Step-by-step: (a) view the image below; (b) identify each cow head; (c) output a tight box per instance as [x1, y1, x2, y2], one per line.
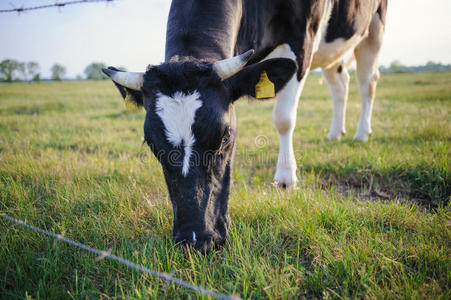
[103, 51, 296, 250]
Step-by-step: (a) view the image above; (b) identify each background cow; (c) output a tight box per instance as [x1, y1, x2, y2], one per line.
[103, 0, 387, 250]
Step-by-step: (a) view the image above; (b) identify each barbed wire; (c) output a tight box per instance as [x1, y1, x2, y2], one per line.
[0, 0, 115, 14]
[0, 213, 240, 300]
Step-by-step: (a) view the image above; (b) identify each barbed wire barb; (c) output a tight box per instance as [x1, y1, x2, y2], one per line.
[1, 0, 115, 14]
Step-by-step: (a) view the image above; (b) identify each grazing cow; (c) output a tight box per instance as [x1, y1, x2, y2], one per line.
[103, 0, 387, 250]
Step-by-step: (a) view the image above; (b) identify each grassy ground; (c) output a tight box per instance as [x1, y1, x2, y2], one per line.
[0, 72, 449, 299]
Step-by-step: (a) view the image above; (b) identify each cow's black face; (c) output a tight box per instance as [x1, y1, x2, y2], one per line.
[142, 60, 236, 250]
[103, 56, 296, 251]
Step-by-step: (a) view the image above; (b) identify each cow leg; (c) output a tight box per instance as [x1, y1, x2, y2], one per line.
[354, 13, 384, 141]
[272, 72, 307, 188]
[323, 63, 350, 140]
[267, 44, 309, 188]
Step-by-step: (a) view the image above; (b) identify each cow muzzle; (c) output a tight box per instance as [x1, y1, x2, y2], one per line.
[174, 229, 224, 251]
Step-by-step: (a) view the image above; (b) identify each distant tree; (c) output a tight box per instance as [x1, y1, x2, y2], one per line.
[84, 62, 107, 80]
[0, 59, 20, 82]
[389, 60, 403, 73]
[380, 60, 451, 73]
[26, 62, 40, 81]
[75, 74, 83, 81]
[51, 64, 66, 81]
[32, 73, 41, 83]
[424, 61, 449, 72]
[17, 62, 26, 81]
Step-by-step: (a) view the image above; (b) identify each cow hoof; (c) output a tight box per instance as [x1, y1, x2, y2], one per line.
[353, 131, 371, 142]
[273, 180, 297, 189]
[273, 170, 298, 189]
[327, 131, 343, 140]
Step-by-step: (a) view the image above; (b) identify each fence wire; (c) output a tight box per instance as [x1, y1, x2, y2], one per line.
[0, 214, 240, 300]
[0, 0, 115, 14]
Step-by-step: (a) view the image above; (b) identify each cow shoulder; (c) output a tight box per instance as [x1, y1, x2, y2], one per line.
[237, 0, 326, 80]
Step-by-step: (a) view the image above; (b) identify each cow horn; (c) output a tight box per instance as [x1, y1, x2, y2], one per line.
[102, 67, 144, 91]
[213, 49, 254, 80]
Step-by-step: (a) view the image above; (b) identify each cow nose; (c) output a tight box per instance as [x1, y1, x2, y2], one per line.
[193, 234, 214, 251]
[174, 231, 217, 251]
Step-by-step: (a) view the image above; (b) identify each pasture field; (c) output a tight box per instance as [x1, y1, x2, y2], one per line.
[0, 72, 450, 299]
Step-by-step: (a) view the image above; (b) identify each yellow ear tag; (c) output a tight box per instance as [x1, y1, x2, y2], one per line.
[255, 71, 275, 99]
[124, 92, 139, 111]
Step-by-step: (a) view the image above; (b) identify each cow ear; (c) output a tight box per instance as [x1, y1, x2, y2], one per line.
[105, 67, 144, 107]
[224, 58, 297, 102]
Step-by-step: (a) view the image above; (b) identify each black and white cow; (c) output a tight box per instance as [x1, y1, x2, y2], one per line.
[103, 0, 387, 250]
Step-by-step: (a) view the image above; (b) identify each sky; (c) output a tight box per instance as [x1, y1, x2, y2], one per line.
[1, 0, 450, 78]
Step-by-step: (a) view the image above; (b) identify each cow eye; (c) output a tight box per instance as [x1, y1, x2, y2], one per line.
[221, 136, 230, 148]
[220, 127, 231, 149]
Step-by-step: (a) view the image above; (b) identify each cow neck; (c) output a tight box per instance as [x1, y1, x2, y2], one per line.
[164, 0, 242, 62]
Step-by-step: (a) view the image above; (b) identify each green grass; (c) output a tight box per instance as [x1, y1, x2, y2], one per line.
[0, 72, 450, 299]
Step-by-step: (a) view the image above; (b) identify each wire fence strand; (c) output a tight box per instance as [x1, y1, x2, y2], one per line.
[0, 214, 240, 300]
[0, 0, 115, 14]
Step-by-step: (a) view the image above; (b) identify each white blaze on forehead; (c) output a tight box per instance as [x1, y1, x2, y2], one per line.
[155, 91, 202, 177]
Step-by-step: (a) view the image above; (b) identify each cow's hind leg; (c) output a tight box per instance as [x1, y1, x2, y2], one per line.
[354, 13, 385, 141]
[323, 63, 350, 140]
